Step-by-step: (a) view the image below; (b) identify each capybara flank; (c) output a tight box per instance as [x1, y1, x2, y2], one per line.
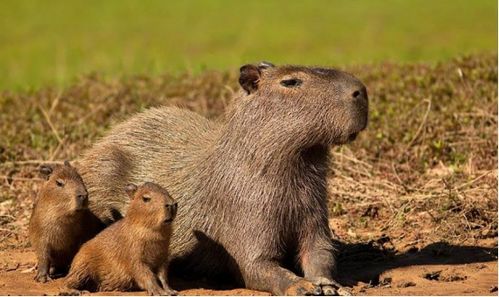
[29, 161, 103, 283]
[63, 182, 178, 295]
[78, 62, 368, 295]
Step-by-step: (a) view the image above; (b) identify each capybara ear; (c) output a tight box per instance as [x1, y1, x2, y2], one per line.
[39, 164, 53, 180]
[239, 64, 261, 94]
[125, 183, 138, 199]
[64, 160, 71, 167]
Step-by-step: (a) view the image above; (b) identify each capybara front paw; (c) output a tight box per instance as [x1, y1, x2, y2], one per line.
[147, 287, 176, 296]
[307, 277, 351, 296]
[285, 279, 322, 296]
[34, 272, 52, 283]
[160, 288, 178, 296]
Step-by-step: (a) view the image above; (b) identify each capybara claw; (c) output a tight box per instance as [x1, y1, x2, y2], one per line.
[307, 277, 350, 296]
[312, 286, 322, 295]
[162, 289, 178, 296]
[34, 273, 51, 283]
[322, 285, 337, 296]
[148, 288, 176, 296]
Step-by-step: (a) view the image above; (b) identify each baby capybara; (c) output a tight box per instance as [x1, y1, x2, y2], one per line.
[63, 182, 178, 295]
[29, 161, 103, 283]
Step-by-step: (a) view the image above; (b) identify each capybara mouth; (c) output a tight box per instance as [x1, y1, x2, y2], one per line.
[347, 132, 358, 142]
[74, 205, 88, 212]
[75, 200, 89, 211]
[163, 218, 174, 224]
[330, 131, 360, 146]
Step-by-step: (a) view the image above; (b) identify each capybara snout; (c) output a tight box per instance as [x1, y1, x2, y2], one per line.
[75, 192, 89, 210]
[346, 79, 369, 141]
[318, 68, 369, 144]
[164, 202, 178, 223]
[332, 71, 369, 140]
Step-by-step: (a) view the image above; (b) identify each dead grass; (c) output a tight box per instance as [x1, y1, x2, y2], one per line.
[0, 54, 497, 251]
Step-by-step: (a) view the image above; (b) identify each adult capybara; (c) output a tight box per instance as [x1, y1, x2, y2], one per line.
[63, 182, 177, 295]
[29, 161, 103, 283]
[78, 62, 368, 295]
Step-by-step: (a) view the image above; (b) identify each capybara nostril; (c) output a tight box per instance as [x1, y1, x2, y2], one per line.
[352, 90, 361, 99]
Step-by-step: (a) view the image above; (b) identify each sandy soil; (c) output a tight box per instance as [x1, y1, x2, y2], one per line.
[0, 238, 496, 296]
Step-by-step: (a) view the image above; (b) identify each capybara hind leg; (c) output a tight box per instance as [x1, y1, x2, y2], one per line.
[63, 267, 90, 292]
[243, 260, 321, 296]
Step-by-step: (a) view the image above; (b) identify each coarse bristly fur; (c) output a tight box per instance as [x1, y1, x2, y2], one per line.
[77, 62, 368, 295]
[62, 182, 178, 295]
[29, 161, 103, 283]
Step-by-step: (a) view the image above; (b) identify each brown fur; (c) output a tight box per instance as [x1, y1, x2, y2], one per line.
[78, 63, 368, 295]
[29, 161, 103, 283]
[63, 182, 178, 295]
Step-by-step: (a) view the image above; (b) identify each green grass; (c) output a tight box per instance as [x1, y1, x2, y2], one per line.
[0, 0, 497, 90]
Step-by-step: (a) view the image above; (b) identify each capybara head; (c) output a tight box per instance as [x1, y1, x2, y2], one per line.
[38, 161, 88, 212]
[237, 62, 368, 147]
[125, 182, 177, 229]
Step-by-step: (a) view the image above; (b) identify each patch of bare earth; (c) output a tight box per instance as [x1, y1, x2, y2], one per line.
[0, 239, 496, 295]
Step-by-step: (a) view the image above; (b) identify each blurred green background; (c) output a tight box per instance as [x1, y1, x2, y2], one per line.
[0, 0, 496, 90]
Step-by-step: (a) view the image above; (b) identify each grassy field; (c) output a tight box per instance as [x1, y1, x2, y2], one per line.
[0, 0, 497, 90]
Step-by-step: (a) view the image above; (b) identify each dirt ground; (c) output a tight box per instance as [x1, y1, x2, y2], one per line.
[0, 235, 496, 296]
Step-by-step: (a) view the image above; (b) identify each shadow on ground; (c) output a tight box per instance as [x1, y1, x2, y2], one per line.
[168, 239, 497, 291]
[336, 240, 498, 287]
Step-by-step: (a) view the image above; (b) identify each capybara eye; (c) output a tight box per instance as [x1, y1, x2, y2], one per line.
[280, 78, 302, 88]
[142, 196, 151, 203]
[56, 179, 65, 187]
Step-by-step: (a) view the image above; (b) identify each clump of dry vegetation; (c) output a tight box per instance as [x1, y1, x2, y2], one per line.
[0, 54, 496, 252]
